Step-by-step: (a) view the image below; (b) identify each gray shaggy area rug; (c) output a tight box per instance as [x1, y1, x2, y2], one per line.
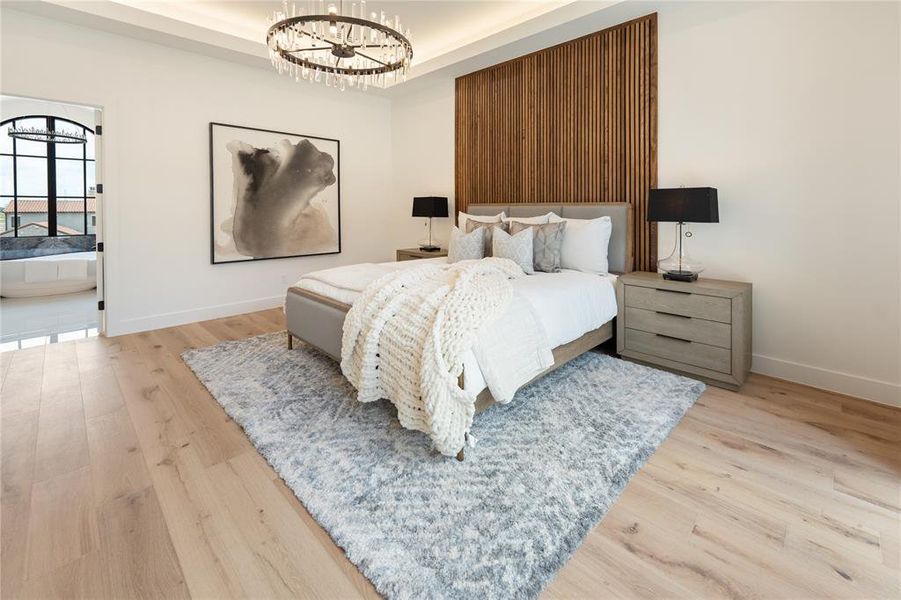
[182, 332, 704, 600]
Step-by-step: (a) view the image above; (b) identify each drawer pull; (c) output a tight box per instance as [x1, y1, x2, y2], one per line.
[655, 310, 691, 319]
[655, 288, 691, 295]
[655, 333, 691, 343]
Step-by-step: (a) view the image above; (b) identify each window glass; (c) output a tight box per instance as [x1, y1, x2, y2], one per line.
[15, 157, 47, 196]
[0, 198, 13, 232]
[56, 159, 85, 196]
[85, 131, 95, 160]
[0, 123, 12, 155]
[86, 161, 96, 195]
[55, 123, 86, 159]
[13, 118, 48, 157]
[17, 198, 48, 236]
[1, 156, 13, 195]
[58, 199, 86, 235]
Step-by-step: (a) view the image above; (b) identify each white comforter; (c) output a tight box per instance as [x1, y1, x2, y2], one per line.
[294, 258, 618, 394]
[340, 259, 552, 456]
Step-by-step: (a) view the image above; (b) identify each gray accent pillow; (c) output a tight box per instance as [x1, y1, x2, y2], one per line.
[509, 220, 567, 273]
[492, 227, 534, 274]
[465, 220, 508, 257]
[448, 226, 485, 263]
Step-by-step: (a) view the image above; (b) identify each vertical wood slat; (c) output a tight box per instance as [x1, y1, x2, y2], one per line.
[455, 13, 658, 271]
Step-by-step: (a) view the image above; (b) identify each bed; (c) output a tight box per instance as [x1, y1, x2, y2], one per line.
[286, 203, 633, 456]
[0, 251, 97, 298]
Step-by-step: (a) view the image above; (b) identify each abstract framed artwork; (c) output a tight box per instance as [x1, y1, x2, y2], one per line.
[210, 122, 341, 264]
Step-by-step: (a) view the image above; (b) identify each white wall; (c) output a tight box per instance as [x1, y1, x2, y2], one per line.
[389, 1, 901, 406]
[655, 1, 900, 405]
[1, 97, 96, 128]
[1, 9, 395, 336]
[2, 3, 898, 406]
[390, 80, 456, 250]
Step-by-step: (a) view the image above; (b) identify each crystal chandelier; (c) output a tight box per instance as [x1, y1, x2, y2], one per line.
[267, 0, 413, 91]
[7, 125, 86, 144]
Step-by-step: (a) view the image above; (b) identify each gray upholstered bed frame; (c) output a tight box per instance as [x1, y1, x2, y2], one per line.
[285, 202, 634, 458]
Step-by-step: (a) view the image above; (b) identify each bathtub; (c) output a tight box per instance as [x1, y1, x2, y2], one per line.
[1, 251, 97, 298]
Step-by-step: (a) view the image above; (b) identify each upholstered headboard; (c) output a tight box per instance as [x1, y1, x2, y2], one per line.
[463, 203, 634, 274]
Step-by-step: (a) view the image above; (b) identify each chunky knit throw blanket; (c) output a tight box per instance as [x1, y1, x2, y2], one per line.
[340, 258, 525, 456]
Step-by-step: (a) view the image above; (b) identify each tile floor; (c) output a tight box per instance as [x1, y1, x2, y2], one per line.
[0, 289, 99, 352]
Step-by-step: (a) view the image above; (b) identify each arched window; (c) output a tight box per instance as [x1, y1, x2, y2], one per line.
[0, 116, 95, 238]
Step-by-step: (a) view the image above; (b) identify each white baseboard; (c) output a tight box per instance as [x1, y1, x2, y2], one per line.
[109, 295, 284, 337]
[752, 354, 900, 408]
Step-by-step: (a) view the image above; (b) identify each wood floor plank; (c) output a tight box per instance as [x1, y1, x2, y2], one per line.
[1, 409, 38, 500]
[1, 488, 34, 599]
[97, 487, 190, 598]
[133, 329, 251, 467]
[0, 344, 45, 416]
[85, 405, 153, 505]
[273, 476, 381, 599]
[81, 364, 126, 419]
[207, 452, 372, 598]
[24, 466, 97, 579]
[1, 310, 898, 599]
[0, 408, 39, 598]
[32, 398, 90, 484]
[0, 347, 14, 386]
[834, 466, 901, 513]
[16, 551, 109, 600]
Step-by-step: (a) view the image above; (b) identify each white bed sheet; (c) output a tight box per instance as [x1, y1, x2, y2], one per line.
[293, 259, 618, 395]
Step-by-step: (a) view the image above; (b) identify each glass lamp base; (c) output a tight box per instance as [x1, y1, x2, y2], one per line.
[659, 222, 704, 281]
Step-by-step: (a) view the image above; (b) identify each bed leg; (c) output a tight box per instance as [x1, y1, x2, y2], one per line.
[287, 332, 293, 350]
[456, 448, 465, 462]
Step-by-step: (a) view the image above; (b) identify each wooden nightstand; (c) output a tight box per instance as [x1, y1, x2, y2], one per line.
[616, 272, 752, 390]
[396, 248, 448, 261]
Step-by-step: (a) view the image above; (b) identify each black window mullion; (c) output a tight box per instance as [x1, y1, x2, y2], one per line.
[83, 127, 87, 233]
[11, 119, 17, 237]
[47, 117, 57, 236]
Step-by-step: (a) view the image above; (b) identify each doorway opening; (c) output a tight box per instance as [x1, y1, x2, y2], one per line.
[0, 95, 105, 351]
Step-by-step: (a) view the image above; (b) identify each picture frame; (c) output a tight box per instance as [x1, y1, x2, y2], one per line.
[209, 122, 341, 264]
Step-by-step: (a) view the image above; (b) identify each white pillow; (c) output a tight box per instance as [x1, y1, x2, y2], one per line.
[458, 211, 506, 231]
[447, 226, 485, 263]
[492, 227, 534, 274]
[502, 212, 554, 226]
[558, 216, 612, 274]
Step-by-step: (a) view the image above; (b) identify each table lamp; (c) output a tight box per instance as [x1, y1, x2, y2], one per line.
[647, 187, 719, 282]
[412, 196, 448, 251]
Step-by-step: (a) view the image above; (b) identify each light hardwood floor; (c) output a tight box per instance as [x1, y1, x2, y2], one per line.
[2, 308, 898, 599]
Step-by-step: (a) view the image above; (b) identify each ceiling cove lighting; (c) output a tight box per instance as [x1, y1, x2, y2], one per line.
[267, 0, 413, 91]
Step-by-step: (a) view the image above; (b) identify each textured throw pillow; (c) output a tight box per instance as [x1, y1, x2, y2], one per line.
[457, 211, 505, 231]
[492, 227, 534, 274]
[465, 220, 508, 257]
[447, 226, 485, 263]
[557, 216, 613, 274]
[503, 212, 555, 227]
[509, 220, 567, 273]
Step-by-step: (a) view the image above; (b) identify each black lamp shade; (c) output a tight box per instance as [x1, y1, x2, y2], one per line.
[647, 188, 719, 223]
[412, 196, 449, 218]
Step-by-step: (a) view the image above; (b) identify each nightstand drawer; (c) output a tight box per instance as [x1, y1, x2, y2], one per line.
[624, 307, 731, 348]
[624, 285, 731, 323]
[624, 328, 732, 374]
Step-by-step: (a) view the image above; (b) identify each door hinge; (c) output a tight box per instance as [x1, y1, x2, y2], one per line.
[97, 242, 104, 252]
[96, 125, 102, 136]
[96, 183, 104, 194]
[98, 300, 105, 311]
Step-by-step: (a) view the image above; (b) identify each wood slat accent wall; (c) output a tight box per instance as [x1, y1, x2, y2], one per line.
[455, 13, 658, 270]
